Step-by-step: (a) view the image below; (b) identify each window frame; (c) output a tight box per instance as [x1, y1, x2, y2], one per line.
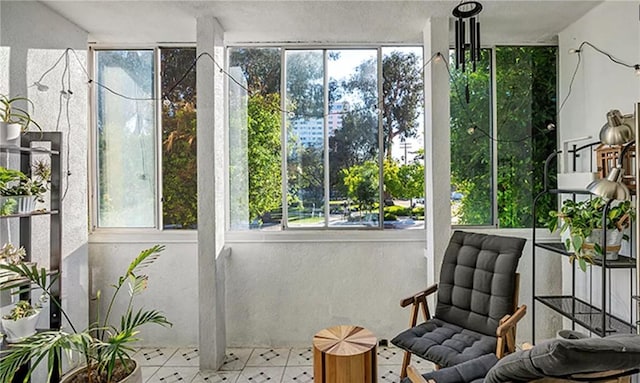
[226, 44, 427, 232]
[89, 44, 197, 233]
[450, 44, 558, 229]
[87, 42, 556, 236]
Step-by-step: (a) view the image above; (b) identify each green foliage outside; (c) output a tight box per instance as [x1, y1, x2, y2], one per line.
[162, 48, 197, 229]
[247, 94, 283, 222]
[341, 160, 379, 213]
[450, 47, 558, 227]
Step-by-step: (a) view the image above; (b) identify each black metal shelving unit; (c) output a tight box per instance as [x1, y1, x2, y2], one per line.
[0, 132, 62, 383]
[532, 146, 637, 343]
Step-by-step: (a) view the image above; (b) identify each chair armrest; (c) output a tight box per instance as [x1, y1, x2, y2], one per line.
[497, 305, 527, 337]
[407, 365, 430, 383]
[400, 284, 438, 308]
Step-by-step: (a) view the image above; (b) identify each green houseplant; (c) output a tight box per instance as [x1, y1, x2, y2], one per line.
[0, 245, 171, 383]
[0, 161, 50, 215]
[0, 243, 26, 266]
[546, 197, 634, 271]
[0, 94, 41, 145]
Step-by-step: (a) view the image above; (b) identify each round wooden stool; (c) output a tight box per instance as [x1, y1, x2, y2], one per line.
[312, 325, 377, 383]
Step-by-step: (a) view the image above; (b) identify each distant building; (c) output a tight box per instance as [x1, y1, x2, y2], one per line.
[291, 102, 349, 148]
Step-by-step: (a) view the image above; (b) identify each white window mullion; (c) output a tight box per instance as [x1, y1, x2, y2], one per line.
[490, 47, 499, 227]
[281, 48, 289, 229]
[155, 47, 163, 230]
[323, 50, 330, 228]
[377, 48, 384, 229]
[88, 46, 98, 231]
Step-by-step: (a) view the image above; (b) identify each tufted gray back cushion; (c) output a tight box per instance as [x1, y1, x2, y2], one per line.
[435, 231, 526, 337]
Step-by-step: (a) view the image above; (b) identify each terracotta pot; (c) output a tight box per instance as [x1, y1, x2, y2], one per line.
[0, 122, 21, 145]
[61, 360, 142, 383]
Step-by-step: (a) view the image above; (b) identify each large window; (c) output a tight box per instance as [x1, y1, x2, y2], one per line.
[450, 46, 557, 227]
[94, 47, 197, 229]
[229, 46, 424, 230]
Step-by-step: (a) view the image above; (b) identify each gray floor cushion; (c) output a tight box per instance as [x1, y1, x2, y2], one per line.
[485, 334, 640, 383]
[392, 318, 498, 368]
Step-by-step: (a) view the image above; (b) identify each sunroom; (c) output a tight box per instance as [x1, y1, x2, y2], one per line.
[1, 1, 639, 382]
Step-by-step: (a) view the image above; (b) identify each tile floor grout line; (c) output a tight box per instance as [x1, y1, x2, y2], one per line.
[136, 345, 425, 383]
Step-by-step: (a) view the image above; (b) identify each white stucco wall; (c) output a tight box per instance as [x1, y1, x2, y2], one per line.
[1, 0, 89, 336]
[88, 228, 558, 348]
[558, 1, 640, 333]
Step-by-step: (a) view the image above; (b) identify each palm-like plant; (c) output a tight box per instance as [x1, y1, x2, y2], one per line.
[0, 94, 41, 132]
[0, 245, 172, 383]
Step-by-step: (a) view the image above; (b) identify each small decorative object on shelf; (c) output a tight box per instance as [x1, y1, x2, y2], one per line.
[0, 245, 172, 383]
[0, 94, 41, 146]
[0, 160, 50, 215]
[595, 143, 636, 194]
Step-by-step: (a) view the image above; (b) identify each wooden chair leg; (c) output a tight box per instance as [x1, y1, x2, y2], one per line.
[401, 350, 412, 379]
[407, 365, 428, 383]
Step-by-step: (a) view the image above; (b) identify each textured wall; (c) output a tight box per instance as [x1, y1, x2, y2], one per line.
[558, 1, 640, 332]
[88, 240, 198, 345]
[0, 0, 89, 342]
[87, 227, 559, 348]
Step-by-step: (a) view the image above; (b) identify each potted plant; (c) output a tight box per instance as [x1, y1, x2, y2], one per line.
[1, 299, 44, 343]
[0, 243, 26, 266]
[0, 245, 171, 383]
[546, 197, 635, 271]
[0, 243, 26, 283]
[0, 160, 50, 215]
[0, 94, 41, 145]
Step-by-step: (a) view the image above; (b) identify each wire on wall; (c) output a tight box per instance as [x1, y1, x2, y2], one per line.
[560, 41, 640, 114]
[28, 47, 441, 206]
[28, 40, 638, 197]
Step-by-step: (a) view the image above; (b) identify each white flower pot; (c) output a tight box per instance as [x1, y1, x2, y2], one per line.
[0, 122, 21, 145]
[1, 310, 40, 343]
[61, 360, 142, 383]
[584, 228, 625, 260]
[15, 195, 37, 213]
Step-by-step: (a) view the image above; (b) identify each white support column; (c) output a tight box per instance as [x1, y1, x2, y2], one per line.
[423, 17, 451, 287]
[197, 16, 226, 370]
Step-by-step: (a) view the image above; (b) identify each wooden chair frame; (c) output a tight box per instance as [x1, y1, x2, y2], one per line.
[398, 274, 526, 379]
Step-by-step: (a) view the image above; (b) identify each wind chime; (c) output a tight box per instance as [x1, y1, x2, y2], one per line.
[453, 1, 483, 72]
[453, 1, 483, 104]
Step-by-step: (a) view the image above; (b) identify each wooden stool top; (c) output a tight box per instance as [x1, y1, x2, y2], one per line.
[313, 325, 376, 356]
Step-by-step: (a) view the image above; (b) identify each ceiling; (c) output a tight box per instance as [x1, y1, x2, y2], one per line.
[41, 0, 603, 45]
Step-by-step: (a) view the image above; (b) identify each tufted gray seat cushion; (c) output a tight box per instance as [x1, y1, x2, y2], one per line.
[392, 231, 526, 367]
[393, 319, 498, 368]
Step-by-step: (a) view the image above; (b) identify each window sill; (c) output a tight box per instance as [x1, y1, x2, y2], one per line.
[225, 229, 426, 243]
[89, 229, 197, 244]
[88, 227, 556, 245]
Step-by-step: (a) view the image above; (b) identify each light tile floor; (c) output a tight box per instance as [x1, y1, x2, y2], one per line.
[134, 346, 436, 383]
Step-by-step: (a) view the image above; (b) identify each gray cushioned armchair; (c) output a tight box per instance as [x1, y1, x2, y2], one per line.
[392, 231, 527, 378]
